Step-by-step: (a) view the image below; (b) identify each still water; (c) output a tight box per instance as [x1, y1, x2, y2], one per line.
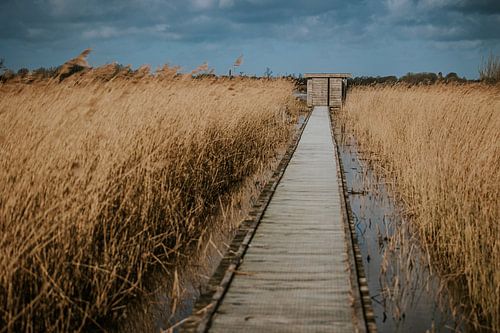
[333, 120, 464, 332]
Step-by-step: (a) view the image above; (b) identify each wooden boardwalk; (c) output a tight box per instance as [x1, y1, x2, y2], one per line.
[182, 106, 370, 332]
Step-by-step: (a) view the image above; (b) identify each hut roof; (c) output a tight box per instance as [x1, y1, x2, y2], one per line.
[304, 73, 352, 78]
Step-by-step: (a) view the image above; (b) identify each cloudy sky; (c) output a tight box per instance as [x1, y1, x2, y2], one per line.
[1, 0, 499, 78]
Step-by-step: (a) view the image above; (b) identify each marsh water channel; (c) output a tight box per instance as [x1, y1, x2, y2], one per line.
[332, 115, 465, 332]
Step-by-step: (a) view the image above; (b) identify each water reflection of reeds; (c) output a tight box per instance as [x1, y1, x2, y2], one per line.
[333, 115, 466, 333]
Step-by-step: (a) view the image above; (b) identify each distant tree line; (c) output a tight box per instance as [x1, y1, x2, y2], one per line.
[347, 71, 471, 86]
[2, 54, 499, 85]
[291, 71, 485, 93]
[0, 60, 307, 84]
[0, 63, 61, 82]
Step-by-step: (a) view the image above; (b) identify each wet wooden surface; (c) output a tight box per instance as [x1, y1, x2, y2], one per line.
[206, 106, 363, 332]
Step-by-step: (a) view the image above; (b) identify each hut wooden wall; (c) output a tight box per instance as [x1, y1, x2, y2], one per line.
[311, 78, 328, 106]
[307, 80, 313, 107]
[305, 74, 350, 108]
[329, 78, 342, 108]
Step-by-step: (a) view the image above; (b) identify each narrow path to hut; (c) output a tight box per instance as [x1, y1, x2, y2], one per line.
[182, 106, 369, 332]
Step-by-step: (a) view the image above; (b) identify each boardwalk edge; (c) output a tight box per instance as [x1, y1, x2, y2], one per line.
[330, 108, 377, 333]
[179, 111, 311, 333]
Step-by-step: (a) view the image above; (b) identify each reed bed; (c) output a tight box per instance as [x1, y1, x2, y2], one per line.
[0, 71, 302, 332]
[342, 84, 500, 331]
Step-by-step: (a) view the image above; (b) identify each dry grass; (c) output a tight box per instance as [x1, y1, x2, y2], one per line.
[0, 69, 302, 332]
[479, 53, 500, 83]
[342, 84, 500, 331]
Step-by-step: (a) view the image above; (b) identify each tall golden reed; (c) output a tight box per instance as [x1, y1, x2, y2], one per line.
[342, 84, 499, 331]
[0, 71, 301, 331]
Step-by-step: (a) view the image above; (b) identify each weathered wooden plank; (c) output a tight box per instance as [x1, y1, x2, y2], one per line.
[311, 78, 328, 106]
[329, 78, 343, 108]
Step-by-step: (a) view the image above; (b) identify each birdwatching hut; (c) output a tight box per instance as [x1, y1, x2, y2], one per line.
[304, 73, 352, 108]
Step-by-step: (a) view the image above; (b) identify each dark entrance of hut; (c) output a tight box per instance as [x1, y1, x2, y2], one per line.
[305, 73, 352, 108]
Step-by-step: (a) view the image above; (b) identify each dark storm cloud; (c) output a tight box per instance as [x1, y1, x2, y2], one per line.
[444, 0, 500, 15]
[218, 0, 367, 24]
[1, 0, 497, 44]
[0, 0, 176, 40]
[0, 0, 499, 77]
[383, 0, 500, 42]
[0, 0, 375, 43]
